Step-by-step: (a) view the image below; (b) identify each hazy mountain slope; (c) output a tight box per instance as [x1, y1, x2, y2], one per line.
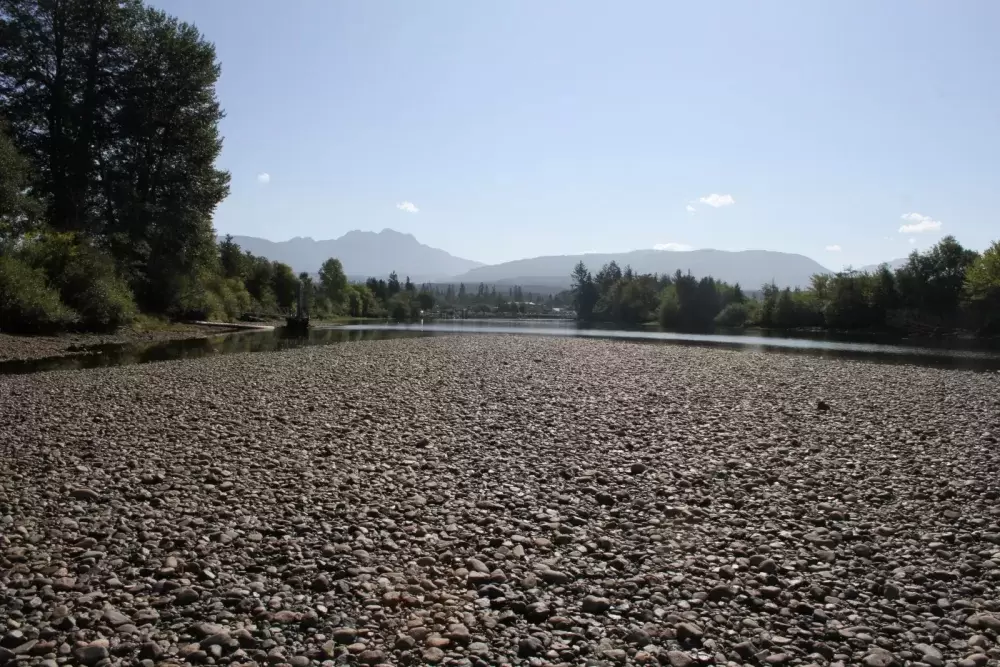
[450, 249, 831, 290]
[225, 229, 484, 279]
[856, 258, 909, 273]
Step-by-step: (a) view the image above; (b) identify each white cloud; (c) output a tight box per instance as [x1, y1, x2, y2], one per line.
[698, 193, 735, 208]
[256, 172, 270, 185]
[654, 242, 693, 251]
[899, 212, 942, 233]
[396, 201, 419, 214]
[825, 245, 842, 252]
[685, 204, 697, 214]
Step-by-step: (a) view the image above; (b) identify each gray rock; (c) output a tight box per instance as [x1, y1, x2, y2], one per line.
[581, 595, 612, 614]
[862, 648, 897, 667]
[102, 607, 129, 626]
[70, 487, 101, 501]
[666, 651, 694, 667]
[676, 622, 704, 643]
[422, 647, 445, 663]
[538, 569, 572, 585]
[73, 644, 109, 666]
[518, 637, 544, 656]
[173, 587, 199, 604]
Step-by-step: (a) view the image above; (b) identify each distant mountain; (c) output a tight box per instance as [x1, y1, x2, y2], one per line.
[224, 229, 484, 280]
[449, 249, 831, 290]
[223, 231, 833, 289]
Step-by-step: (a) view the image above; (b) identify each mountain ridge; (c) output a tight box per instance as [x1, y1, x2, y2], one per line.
[223, 229, 484, 280]
[449, 248, 831, 290]
[222, 230, 836, 289]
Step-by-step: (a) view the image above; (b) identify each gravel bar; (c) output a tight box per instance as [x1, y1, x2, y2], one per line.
[2, 336, 999, 667]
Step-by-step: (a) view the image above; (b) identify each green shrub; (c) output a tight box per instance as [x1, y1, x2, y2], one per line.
[714, 302, 748, 328]
[388, 293, 420, 321]
[62, 261, 137, 331]
[216, 277, 253, 320]
[0, 255, 78, 333]
[169, 273, 256, 322]
[17, 233, 136, 331]
[389, 299, 409, 322]
[657, 286, 680, 329]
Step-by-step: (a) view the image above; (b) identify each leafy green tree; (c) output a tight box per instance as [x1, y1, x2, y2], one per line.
[774, 288, 798, 328]
[244, 256, 276, 312]
[270, 262, 298, 313]
[729, 283, 745, 305]
[219, 235, 247, 279]
[351, 284, 379, 317]
[964, 240, 1000, 332]
[417, 290, 434, 312]
[318, 257, 348, 308]
[110, 8, 230, 311]
[658, 285, 680, 328]
[1, 0, 230, 314]
[365, 277, 388, 304]
[810, 274, 830, 302]
[298, 271, 315, 315]
[824, 271, 871, 329]
[714, 302, 748, 327]
[595, 261, 622, 293]
[897, 236, 979, 319]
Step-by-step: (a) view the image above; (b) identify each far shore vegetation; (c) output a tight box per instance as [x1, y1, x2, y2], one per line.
[570, 235, 1000, 336]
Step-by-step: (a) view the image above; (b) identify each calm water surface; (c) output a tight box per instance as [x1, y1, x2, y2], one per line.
[3, 319, 1000, 375]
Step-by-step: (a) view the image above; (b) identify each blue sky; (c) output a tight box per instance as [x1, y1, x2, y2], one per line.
[154, 0, 1000, 269]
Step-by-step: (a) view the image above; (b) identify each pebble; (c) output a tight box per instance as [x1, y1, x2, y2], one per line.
[1, 336, 998, 667]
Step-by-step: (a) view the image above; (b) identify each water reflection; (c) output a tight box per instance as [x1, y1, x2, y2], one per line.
[3, 319, 999, 375]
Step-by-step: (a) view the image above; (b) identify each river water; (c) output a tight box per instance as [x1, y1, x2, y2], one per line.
[3, 319, 1000, 374]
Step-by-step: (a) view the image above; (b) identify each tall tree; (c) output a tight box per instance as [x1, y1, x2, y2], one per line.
[897, 236, 979, 319]
[571, 261, 598, 321]
[964, 240, 1000, 333]
[270, 261, 297, 313]
[1, 0, 230, 311]
[219, 234, 246, 279]
[318, 257, 347, 307]
[106, 7, 230, 310]
[0, 120, 39, 242]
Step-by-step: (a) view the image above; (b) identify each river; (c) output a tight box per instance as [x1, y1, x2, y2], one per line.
[3, 319, 999, 374]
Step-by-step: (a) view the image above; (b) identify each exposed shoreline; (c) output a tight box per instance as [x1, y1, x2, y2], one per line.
[2, 336, 999, 666]
[0, 322, 253, 362]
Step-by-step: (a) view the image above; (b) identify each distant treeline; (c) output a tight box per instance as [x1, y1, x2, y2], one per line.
[570, 235, 1000, 335]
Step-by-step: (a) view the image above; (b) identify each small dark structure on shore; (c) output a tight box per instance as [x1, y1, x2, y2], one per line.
[285, 282, 310, 332]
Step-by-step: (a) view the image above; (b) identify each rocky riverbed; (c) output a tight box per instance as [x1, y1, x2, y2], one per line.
[2, 336, 999, 667]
